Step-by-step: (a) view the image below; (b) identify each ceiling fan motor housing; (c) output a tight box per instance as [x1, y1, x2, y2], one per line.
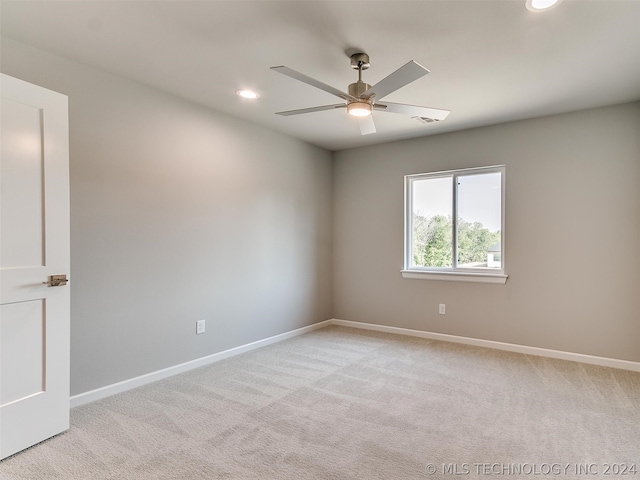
[348, 81, 371, 98]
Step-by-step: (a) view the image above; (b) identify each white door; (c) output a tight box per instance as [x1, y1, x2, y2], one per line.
[0, 74, 70, 460]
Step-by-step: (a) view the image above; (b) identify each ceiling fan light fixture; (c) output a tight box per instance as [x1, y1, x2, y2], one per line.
[347, 101, 372, 117]
[525, 0, 561, 12]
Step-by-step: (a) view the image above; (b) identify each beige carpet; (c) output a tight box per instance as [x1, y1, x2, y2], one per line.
[1, 326, 639, 479]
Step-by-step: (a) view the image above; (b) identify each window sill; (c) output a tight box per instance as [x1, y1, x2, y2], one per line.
[401, 270, 508, 284]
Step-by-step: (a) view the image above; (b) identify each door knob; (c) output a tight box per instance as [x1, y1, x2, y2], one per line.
[43, 274, 69, 287]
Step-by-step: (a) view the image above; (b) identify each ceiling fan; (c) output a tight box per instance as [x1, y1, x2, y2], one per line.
[271, 53, 450, 136]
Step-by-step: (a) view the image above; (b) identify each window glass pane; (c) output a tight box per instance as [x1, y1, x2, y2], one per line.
[456, 172, 502, 269]
[412, 176, 453, 268]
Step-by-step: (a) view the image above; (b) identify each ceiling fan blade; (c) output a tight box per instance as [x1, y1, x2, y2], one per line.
[359, 61, 429, 102]
[357, 115, 376, 135]
[271, 66, 356, 101]
[374, 102, 450, 121]
[275, 104, 346, 116]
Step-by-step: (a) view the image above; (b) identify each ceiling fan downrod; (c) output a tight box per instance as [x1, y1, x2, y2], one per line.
[348, 53, 372, 99]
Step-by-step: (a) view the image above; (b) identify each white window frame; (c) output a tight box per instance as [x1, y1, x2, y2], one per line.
[402, 165, 507, 284]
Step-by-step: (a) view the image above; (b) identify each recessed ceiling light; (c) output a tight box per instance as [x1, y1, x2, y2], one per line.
[526, 0, 562, 12]
[236, 89, 259, 99]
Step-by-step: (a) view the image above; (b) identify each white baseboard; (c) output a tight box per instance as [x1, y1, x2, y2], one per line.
[71, 317, 640, 408]
[70, 319, 332, 408]
[330, 319, 640, 373]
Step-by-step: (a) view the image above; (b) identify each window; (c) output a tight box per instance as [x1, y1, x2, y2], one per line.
[403, 165, 507, 284]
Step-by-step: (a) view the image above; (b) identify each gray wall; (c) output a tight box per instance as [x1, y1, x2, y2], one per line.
[3, 39, 639, 400]
[333, 102, 640, 362]
[1, 39, 333, 395]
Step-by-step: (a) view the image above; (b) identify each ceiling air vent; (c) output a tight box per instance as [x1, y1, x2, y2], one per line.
[413, 116, 441, 124]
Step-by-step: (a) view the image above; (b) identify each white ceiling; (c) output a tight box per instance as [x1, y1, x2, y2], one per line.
[2, 1, 640, 151]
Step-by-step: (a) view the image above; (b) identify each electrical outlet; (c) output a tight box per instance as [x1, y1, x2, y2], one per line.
[439, 304, 446, 315]
[196, 319, 206, 334]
